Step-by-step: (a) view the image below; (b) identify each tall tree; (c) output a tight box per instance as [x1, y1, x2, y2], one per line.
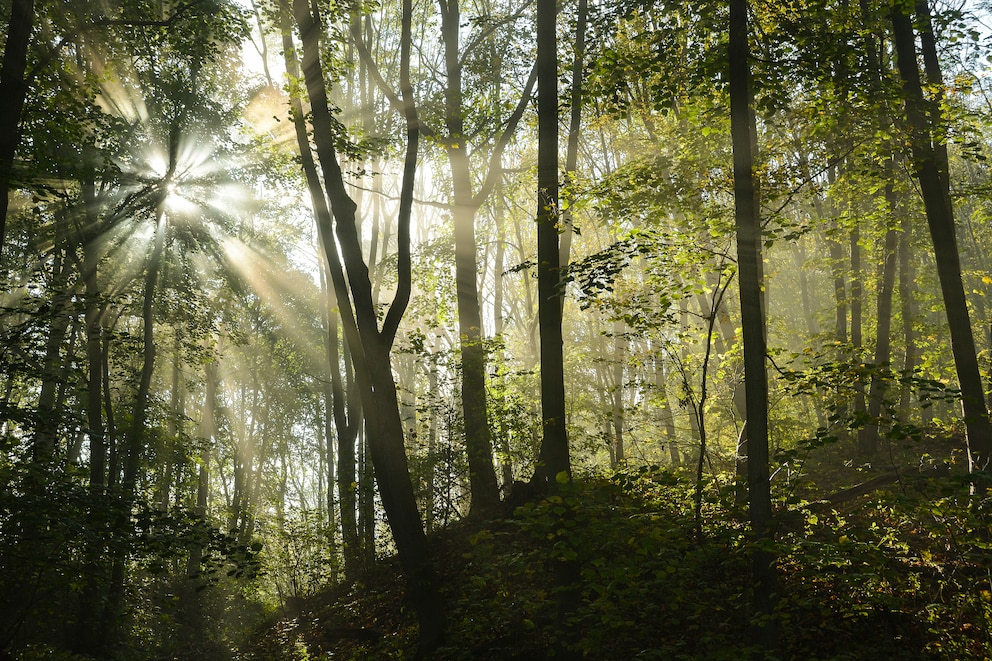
[350, 0, 536, 512]
[729, 0, 776, 647]
[890, 0, 992, 473]
[290, 0, 444, 648]
[436, 0, 501, 513]
[530, 0, 569, 490]
[278, 5, 363, 583]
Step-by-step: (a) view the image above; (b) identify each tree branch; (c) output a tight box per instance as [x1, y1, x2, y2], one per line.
[472, 62, 537, 206]
[26, 0, 205, 84]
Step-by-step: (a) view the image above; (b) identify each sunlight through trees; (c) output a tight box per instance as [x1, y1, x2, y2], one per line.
[3, 0, 992, 657]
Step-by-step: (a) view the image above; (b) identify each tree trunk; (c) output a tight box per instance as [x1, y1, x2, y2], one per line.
[531, 0, 570, 490]
[336, 326, 363, 579]
[890, 3, 992, 472]
[317, 267, 337, 540]
[897, 214, 917, 419]
[0, 0, 33, 258]
[103, 308, 119, 491]
[828, 233, 848, 343]
[34, 218, 72, 458]
[729, 0, 777, 647]
[850, 227, 869, 452]
[492, 199, 514, 491]
[438, 0, 500, 514]
[156, 333, 183, 510]
[358, 428, 375, 571]
[653, 345, 680, 465]
[187, 358, 216, 578]
[293, 0, 445, 648]
[426, 340, 441, 532]
[862, 218, 899, 455]
[243, 387, 273, 542]
[792, 243, 820, 338]
[81, 180, 105, 489]
[611, 320, 625, 467]
[559, 0, 587, 272]
[279, 10, 362, 582]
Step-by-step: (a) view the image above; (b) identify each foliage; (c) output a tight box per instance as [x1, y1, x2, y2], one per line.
[242, 467, 992, 659]
[0, 460, 263, 657]
[6, 0, 992, 656]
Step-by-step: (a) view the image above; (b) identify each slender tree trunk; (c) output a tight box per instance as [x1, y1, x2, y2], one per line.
[898, 215, 917, 419]
[692, 298, 720, 540]
[828, 233, 848, 343]
[531, 0, 570, 490]
[0, 0, 33, 258]
[890, 3, 992, 472]
[156, 333, 183, 510]
[438, 0, 500, 514]
[559, 0, 587, 271]
[336, 325, 363, 579]
[279, 11, 362, 582]
[729, 0, 777, 647]
[34, 221, 72, 458]
[533, 6, 576, 634]
[862, 218, 899, 455]
[426, 343, 440, 532]
[611, 320, 625, 467]
[492, 201, 514, 491]
[850, 227, 870, 451]
[82, 178, 107, 491]
[188, 359, 216, 578]
[102, 308, 118, 489]
[317, 268, 337, 539]
[243, 390, 273, 542]
[229, 380, 250, 532]
[358, 429, 375, 571]
[679, 298, 702, 448]
[653, 346, 680, 465]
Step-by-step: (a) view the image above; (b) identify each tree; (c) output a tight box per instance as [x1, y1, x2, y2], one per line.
[350, 0, 537, 513]
[890, 0, 992, 474]
[0, 0, 34, 260]
[276, 3, 364, 583]
[729, 0, 776, 646]
[289, 0, 445, 648]
[530, 0, 569, 491]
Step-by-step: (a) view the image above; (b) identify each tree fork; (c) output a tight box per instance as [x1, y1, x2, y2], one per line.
[291, 0, 445, 649]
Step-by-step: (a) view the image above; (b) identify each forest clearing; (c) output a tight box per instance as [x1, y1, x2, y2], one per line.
[2, 0, 992, 658]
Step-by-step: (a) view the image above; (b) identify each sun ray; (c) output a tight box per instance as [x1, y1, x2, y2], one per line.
[216, 232, 329, 369]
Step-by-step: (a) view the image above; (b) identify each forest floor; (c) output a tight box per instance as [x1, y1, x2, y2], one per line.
[242, 438, 992, 660]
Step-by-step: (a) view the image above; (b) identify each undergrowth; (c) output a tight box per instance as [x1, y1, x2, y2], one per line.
[241, 467, 992, 660]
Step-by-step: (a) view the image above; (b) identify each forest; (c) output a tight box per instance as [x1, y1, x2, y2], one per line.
[2, 0, 992, 658]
